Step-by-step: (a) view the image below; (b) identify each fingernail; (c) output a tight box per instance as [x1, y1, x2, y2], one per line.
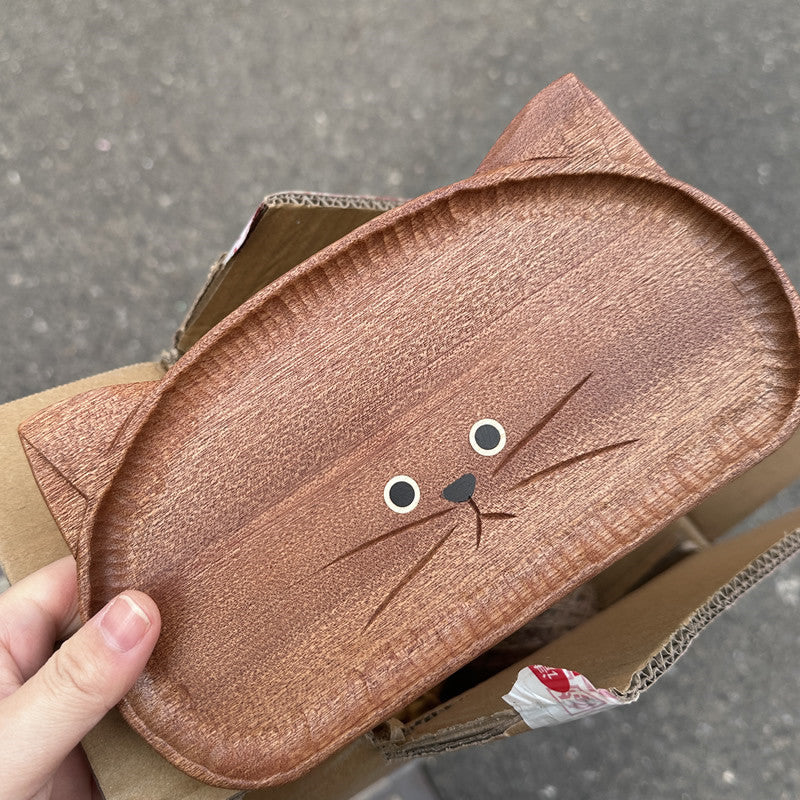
[99, 594, 152, 652]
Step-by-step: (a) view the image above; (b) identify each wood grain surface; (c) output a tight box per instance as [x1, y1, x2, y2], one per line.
[18, 74, 800, 788]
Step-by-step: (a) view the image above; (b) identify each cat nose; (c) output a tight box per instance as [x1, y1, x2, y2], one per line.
[441, 473, 476, 503]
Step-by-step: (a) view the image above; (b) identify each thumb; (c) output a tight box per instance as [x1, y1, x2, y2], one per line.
[0, 591, 160, 798]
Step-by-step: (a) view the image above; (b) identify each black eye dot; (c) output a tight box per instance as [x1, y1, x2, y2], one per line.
[388, 480, 416, 508]
[475, 423, 501, 451]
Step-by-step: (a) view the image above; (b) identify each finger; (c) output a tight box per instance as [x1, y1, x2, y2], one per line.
[0, 557, 81, 693]
[0, 590, 160, 800]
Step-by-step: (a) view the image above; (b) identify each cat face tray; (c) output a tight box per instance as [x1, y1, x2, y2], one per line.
[18, 74, 800, 788]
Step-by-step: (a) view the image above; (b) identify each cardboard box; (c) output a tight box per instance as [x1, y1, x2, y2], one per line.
[2, 191, 799, 799]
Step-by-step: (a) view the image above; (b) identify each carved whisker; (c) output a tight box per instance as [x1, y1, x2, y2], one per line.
[363, 523, 459, 632]
[468, 498, 482, 549]
[512, 438, 639, 490]
[468, 499, 516, 549]
[318, 506, 456, 572]
[492, 372, 593, 476]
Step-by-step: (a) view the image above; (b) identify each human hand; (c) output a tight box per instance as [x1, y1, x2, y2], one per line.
[0, 556, 160, 800]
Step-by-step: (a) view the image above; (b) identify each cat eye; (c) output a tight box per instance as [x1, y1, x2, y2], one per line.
[470, 419, 506, 456]
[384, 475, 421, 514]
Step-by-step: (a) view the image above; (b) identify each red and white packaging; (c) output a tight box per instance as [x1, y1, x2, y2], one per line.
[502, 665, 624, 729]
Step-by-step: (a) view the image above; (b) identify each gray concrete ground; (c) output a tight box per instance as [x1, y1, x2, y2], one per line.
[2, 1, 800, 798]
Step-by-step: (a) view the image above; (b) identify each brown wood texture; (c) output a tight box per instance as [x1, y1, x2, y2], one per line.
[18, 74, 800, 788]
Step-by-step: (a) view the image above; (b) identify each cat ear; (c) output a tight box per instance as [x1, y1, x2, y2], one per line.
[476, 74, 662, 174]
[18, 381, 154, 555]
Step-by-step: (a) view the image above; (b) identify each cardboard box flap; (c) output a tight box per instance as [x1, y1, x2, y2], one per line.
[0, 363, 395, 799]
[4, 191, 800, 791]
[0, 364, 230, 800]
[6, 371, 800, 789]
[690, 426, 800, 539]
[170, 191, 402, 358]
[85, 706, 393, 800]
[374, 511, 800, 757]
[4, 346, 800, 792]
[81, 707, 233, 800]
[0, 363, 164, 584]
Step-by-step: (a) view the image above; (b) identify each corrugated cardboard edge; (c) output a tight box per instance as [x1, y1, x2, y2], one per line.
[368, 519, 800, 759]
[620, 528, 800, 699]
[163, 191, 403, 364]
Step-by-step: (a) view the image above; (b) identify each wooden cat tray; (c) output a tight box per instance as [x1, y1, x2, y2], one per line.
[18, 74, 800, 789]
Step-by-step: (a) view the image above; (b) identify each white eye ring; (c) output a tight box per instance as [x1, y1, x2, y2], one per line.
[469, 419, 506, 456]
[384, 475, 421, 514]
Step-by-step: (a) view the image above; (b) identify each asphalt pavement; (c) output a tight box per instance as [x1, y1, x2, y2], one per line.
[1, 2, 800, 798]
